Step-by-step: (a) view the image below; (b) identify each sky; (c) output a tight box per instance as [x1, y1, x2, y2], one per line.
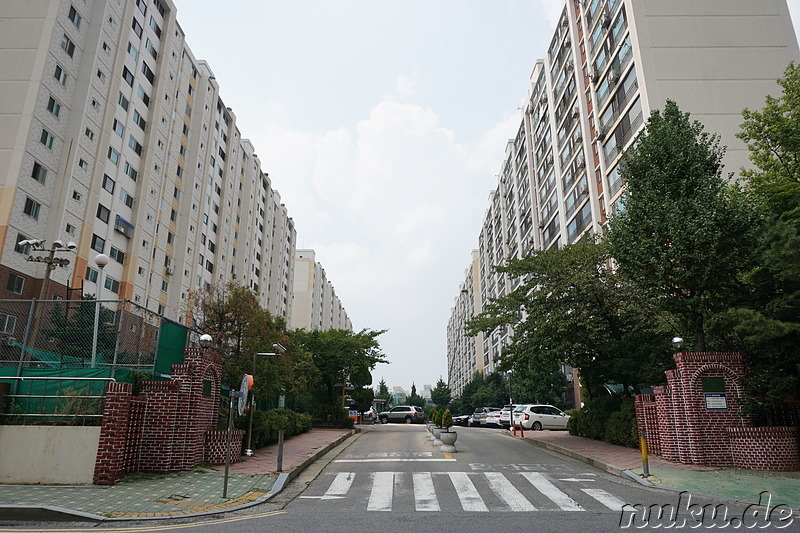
[172, 0, 800, 394]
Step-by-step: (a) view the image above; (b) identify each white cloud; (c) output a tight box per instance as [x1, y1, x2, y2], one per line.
[396, 70, 420, 98]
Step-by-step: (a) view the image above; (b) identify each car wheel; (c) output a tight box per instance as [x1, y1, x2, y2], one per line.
[380, 416, 388, 424]
[405, 416, 412, 424]
[532, 421, 542, 431]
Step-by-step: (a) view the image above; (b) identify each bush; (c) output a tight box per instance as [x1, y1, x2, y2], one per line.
[311, 404, 355, 429]
[236, 407, 313, 449]
[566, 395, 639, 449]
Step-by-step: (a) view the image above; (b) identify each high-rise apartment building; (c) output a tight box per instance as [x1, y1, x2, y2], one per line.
[0, 0, 296, 327]
[448, 0, 799, 404]
[291, 249, 352, 332]
[447, 250, 484, 397]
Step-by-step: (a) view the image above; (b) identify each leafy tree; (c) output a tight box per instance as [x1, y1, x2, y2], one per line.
[430, 377, 452, 409]
[467, 241, 672, 397]
[606, 100, 758, 351]
[292, 328, 388, 413]
[44, 295, 116, 365]
[375, 378, 390, 400]
[407, 383, 425, 407]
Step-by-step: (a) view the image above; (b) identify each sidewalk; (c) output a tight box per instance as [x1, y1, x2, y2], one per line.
[0, 427, 355, 521]
[517, 430, 800, 510]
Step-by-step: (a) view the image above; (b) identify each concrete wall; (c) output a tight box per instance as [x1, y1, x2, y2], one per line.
[0, 425, 100, 484]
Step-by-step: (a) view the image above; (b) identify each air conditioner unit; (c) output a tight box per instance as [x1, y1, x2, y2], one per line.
[546, 154, 554, 165]
[540, 94, 548, 104]
[600, 13, 611, 28]
[560, 18, 569, 29]
[588, 68, 597, 81]
[597, 126, 609, 140]
[571, 107, 580, 119]
[165, 267, 174, 276]
[580, 183, 589, 194]
[576, 155, 586, 168]
[608, 69, 620, 85]
[573, 131, 583, 144]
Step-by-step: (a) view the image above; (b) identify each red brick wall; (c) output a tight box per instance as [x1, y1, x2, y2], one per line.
[204, 430, 245, 464]
[728, 427, 800, 471]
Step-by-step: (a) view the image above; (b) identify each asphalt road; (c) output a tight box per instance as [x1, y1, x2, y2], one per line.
[7, 425, 794, 532]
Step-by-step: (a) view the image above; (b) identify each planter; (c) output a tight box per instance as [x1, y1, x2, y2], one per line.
[440, 430, 458, 453]
[432, 426, 442, 446]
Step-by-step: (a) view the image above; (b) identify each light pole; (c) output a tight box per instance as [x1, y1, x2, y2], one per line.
[91, 253, 109, 367]
[245, 342, 286, 459]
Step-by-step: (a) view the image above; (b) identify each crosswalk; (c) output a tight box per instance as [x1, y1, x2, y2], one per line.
[302, 471, 629, 513]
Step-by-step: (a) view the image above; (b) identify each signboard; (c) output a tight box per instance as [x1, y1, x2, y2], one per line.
[705, 393, 728, 411]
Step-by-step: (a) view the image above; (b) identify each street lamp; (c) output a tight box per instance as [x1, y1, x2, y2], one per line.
[671, 336, 685, 351]
[245, 342, 287, 459]
[91, 253, 109, 367]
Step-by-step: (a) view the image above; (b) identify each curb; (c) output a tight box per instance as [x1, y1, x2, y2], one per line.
[0, 428, 361, 522]
[514, 432, 625, 477]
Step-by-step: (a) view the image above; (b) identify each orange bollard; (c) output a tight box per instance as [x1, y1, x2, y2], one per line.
[512, 424, 517, 437]
[519, 425, 525, 438]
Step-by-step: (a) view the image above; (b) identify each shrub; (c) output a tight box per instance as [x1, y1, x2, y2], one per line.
[311, 404, 355, 429]
[428, 409, 438, 425]
[441, 409, 453, 430]
[237, 407, 314, 449]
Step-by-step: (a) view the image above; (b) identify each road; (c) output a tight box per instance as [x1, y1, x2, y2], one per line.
[7, 424, 792, 532]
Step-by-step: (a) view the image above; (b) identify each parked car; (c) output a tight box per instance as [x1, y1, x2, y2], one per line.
[470, 406, 501, 427]
[499, 404, 517, 428]
[378, 405, 425, 424]
[452, 414, 471, 426]
[512, 404, 570, 430]
[362, 406, 378, 423]
[484, 410, 503, 428]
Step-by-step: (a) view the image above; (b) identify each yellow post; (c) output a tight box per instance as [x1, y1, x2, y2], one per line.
[639, 430, 650, 477]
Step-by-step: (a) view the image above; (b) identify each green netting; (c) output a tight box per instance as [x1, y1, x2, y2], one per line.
[154, 319, 188, 375]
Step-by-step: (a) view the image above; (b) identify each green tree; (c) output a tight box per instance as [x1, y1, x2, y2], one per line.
[430, 377, 452, 409]
[375, 378, 390, 400]
[44, 295, 116, 365]
[606, 100, 758, 351]
[407, 383, 425, 407]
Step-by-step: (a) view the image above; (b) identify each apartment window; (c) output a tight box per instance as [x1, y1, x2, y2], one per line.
[96, 69, 105, 82]
[120, 189, 134, 208]
[23, 197, 41, 220]
[123, 162, 138, 181]
[60, 34, 76, 58]
[132, 18, 143, 38]
[102, 174, 115, 193]
[40, 129, 54, 149]
[128, 135, 143, 155]
[145, 39, 157, 59]
[6, 273, 24, 295]
[118, 92, 129, 111]
[104, 276, 120, 294]
[133, 110, 146, 130]
[161, 280, 169, 292]
[167, 231, 175, 245]
[136, 0, 147, 15]
[205, 260, 214, 273]
[179, 145, 186, 157]
[91, 98, 100, 109]
[68, 5, 82, 28]
[149, 17, 162, 38]
[78, 158, 88, 170]
[176, 166, 183, 178]
[127, 42, 138, 60]
[155, 0, 166, 17]
[14, 234, 31, 255]
[109, 246, 125, 264]
[46, 96, 61, 117]
[108, 16, 117, 29]
[0, 313, 17, 335]
[84, 127, 94, 140]
[65, 223, 75, 235]
[85, 266, 98, 283]
[173, 187, 180, 200]
[96, 204, 110, 223]
[108, 146, 120, 164]
[54, 65, 67, 85]
[113, 118, 124, 137]
[170, 209, 177, 222]
[102, 42, 110, 53]
[141, 62, 154, 84]
[90, 234, 105, 253]
[31, 162, 47, 183]
[137, 86, 150, 107]
[72, 190, 82, 201]
[122, 66, 134, 87]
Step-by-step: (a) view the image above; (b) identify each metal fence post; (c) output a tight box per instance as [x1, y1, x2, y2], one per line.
[111, 301, 125, 378]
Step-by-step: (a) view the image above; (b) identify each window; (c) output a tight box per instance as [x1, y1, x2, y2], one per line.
[113, 118, 124, 137]
[54, 65, 67, 85]
[161, 280, 169, 292]
[0, 313, 16, 335]
[85, 266, 98, 283]
[109, 246, 125, 264]
[182, 123, 189, 136]
[78, 158, 88, 170]
[167, 231, 175, 245]
[96, 204, 110, 223]
[122, 66, 134, 86]
[120, 189, 134, 208]
[128, 135, 142, 155]
[40, 129, 54, 149]
[23, 197, 41, 219]
[141, 62, 154, 84]
[6, 273, 24, 295]
[46, 96, 61, 117]
[104, 276, 120, 294]
[72, 190, 82, 201]
[96, 69, 105, 82]
[90, 234, 105, 252]
[102, 174, 115, 193]
[145, 38, 157, 59]
[118, 92, 129, 111]
[84, 127, 94, 140]
[123, 162, 138, 181]
[136, 0, 147, 15]
[133, 110, 146, 130]
[14, 234, 31, 255]
[108, 146, 120, 164]
[60, 33, 76, 57]
[127, 41, 138, 60]
[68, 5, 82, 28]
[65, 223, 75, 235]
[137, 86, 150, 107]
[31, 161, 47, 183]
[132, 18, 143, 38]
[149, 17, 162, 38]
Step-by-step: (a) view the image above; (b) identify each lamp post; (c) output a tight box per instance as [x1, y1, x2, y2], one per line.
[91, 253, 109, 367]
[245, 342, 286, 460]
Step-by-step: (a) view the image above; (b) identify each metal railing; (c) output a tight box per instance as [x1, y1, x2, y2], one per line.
[0, 376, 115, 425]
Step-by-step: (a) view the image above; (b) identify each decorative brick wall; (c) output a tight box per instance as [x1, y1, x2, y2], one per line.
[635, 352, 799, 470]
[204, 430, 245, 464]
[728, 427, 800, 471]
[93, 347, 226, 485]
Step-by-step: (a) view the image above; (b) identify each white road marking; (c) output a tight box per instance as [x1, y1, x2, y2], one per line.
[367, 472, 395, 511]
[484, 472, 537, 511]
[448, 472, 488, 511]
[324, 472, 355, 499]
[413, 472, 440, 511]
[558, 478, 596, 482]
[334, 458, 456, 463]
[581, 488, 627, 511]
[521, 472, 584, 511]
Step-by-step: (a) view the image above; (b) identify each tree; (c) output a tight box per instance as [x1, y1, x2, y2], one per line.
[291, 328, 388, 413]
[466, 241, 672, 397]
[430, 377, 452, 409]
[44, 296, 116, 365]
[375, 378, 390, 401]
[606, 100, 758, 351]
[407, 383, 425, 407]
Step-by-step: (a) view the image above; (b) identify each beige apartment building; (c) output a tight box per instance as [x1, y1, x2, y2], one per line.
[0, 0, 296, 332]
[448, 0, 799, 406]
[291, 249, 352, 332]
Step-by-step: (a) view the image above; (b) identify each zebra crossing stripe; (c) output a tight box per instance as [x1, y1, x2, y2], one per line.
[448, 472, 489, 511]
[484, 472, 537, 511]
[413, 472, 440, 511]
[521, 472, 584, 511]
[325, 472, 355, 498]
[581, 488, 627, 511]
[367, 472, 395, 511]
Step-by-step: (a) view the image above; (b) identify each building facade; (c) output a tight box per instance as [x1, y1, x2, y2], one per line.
[0, 0, 296, 330]
[447, 0, 799, 403]
[290, 249, 352, 332]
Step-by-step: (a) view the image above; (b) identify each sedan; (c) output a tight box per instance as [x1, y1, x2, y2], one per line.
[512, 404, 570, 430]
[484, 410, 503, 428]
[452, 414, 470, 426]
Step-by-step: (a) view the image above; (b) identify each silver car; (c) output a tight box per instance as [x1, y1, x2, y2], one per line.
[512, 404, 570, 430]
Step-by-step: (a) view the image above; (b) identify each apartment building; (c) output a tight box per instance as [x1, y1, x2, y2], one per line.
[448, 0, 799, 403]
[290, 249, 352, 332]
[446, 250, 484, 398]
[0, 0, 296, 328]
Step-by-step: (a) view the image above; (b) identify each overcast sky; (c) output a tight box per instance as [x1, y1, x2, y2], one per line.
[172, 0, 800, 394]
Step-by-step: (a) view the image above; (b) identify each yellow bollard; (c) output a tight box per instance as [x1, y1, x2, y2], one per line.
[639, 430, 650, 477]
